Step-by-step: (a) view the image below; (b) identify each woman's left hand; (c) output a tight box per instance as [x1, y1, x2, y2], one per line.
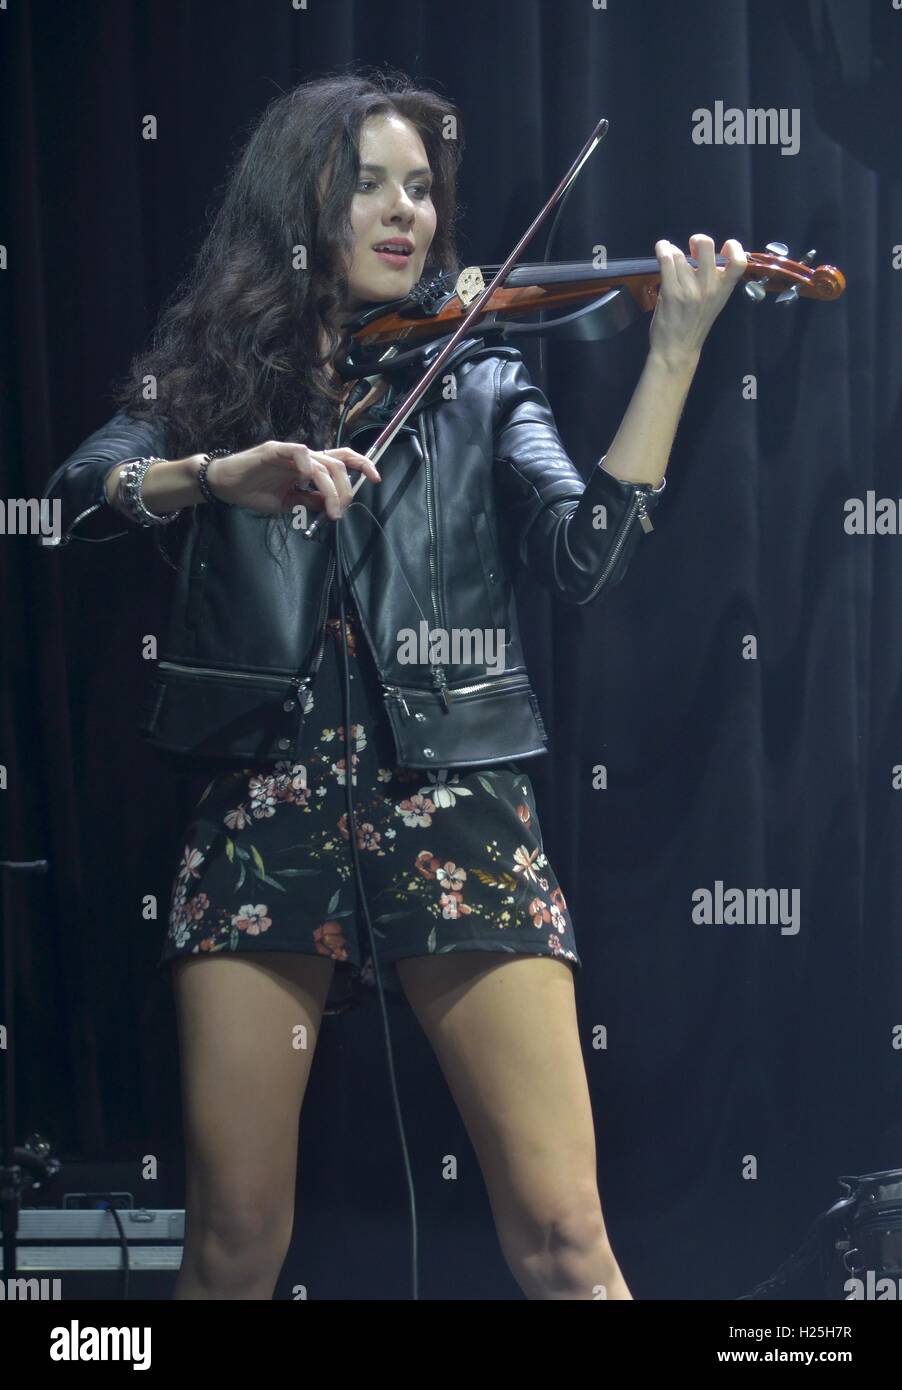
[648, 234, 748, 369]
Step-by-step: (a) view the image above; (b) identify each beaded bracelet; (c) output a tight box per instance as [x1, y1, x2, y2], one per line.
[196, 450, 234, 506]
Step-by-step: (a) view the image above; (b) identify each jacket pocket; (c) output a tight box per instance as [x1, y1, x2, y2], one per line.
[137, 660, 309, 763]
[381, 674, 548, 768]
[469, 508, 507, 632]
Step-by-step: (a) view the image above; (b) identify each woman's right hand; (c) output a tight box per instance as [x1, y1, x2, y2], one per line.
[204, 441, 382, 520]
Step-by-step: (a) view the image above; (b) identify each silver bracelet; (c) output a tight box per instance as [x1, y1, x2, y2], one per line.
[116, 456, 181, 526]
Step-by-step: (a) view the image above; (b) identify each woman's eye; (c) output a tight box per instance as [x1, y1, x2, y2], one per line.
[357, 181, 431, 199]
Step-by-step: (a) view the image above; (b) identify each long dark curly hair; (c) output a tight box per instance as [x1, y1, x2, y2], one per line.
[111, 64, 465, 463]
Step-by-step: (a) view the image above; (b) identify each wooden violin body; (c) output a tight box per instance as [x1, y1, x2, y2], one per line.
[335, 246, 846, 379]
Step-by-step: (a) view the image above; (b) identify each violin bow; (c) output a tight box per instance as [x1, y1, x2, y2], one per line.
[302, 115, 610, 538]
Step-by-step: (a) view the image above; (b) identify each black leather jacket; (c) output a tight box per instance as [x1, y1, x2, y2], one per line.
[42, 337, 665, 769]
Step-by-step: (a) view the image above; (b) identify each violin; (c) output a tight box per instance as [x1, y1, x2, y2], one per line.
[334, 245, 846, 380]
[303, 116, 846, 539]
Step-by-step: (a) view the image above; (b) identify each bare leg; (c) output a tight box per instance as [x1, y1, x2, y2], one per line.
[396, 952, 632, 1300]
[169, 951, 334, 1299]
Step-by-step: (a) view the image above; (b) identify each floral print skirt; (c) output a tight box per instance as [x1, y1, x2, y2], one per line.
[158, 581, 581, 1015]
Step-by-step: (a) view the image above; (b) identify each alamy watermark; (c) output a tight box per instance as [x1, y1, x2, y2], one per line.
[1, 1275, 61, 1299]
[692, 102, 800, 156]
[692, 881, 800, 935]
[397, 623, 507, 675]
[844, 1270, 902, 1299]
[844, 492, 902, 534]
[1, 497, 62, 542]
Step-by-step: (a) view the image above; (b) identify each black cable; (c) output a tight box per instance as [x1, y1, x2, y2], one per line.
[97, 1196, 130, 1300]
[333, 510, 420, 1302]
[734, 1217, 825, 1300]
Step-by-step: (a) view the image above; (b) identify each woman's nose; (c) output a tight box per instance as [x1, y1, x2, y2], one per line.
[386, 187, 417, 218]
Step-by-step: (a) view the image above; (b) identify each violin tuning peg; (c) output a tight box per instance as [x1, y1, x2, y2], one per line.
[775, 285, 800, 304]
[800, 248, 817, 265]
[765, 241, 790, 257]
[744, 279, 768, 302]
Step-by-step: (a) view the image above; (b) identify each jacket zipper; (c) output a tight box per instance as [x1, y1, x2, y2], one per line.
[302, 385, 356, 688]
[330, 400, 441, 706]
[381, 671, 529, 720]
[321, 388, 429, 712]
[156, 656, 307, 689]
[582, 486, 652, 603]
[53, 497, 129, 546]
[308, 550, 336, 681]
[416, 412, 451, 711]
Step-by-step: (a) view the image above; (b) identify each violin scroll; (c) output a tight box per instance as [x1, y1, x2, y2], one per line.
[744, 244, 846, 304]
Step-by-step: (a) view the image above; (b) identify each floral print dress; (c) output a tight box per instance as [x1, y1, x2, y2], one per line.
[158, 571, 581, 1014]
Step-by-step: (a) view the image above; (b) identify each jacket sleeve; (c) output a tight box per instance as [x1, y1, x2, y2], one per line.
[41, 409, 170, 547]
[492, 353, 665, 604]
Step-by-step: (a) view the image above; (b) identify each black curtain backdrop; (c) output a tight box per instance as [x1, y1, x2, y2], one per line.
[2, 0, 900, 1301]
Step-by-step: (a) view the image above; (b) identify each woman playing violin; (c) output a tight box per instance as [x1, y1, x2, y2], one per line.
[55, 67, 747, 1300]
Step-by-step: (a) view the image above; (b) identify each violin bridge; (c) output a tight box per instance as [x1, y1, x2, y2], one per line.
[455, 266, 486, 307]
